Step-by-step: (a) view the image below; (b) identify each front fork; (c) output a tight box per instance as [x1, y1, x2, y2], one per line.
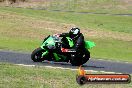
[40, 45, 48, 57]
[41, 51, 48, 57]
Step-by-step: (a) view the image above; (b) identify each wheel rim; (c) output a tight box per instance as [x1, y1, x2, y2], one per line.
[34, 52, 42, 60]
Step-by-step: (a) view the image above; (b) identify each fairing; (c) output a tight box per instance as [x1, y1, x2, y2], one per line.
[85, 41, 95, 49]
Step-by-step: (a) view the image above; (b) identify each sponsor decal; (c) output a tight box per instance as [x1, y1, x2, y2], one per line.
[61, 48, 76, 52]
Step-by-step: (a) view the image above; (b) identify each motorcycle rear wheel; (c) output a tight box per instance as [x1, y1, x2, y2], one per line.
[70, 49, 90, 66]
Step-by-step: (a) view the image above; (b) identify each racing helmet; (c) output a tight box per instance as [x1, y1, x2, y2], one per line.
[69, 27, 80, 38]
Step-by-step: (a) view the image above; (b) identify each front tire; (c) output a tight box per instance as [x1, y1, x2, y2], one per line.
[31, 47, 45, 62]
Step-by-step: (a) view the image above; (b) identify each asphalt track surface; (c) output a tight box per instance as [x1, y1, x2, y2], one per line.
[0, 50, 132, 74]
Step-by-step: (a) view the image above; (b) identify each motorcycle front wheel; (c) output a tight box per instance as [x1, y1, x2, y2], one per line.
[31, 47, 45, 62]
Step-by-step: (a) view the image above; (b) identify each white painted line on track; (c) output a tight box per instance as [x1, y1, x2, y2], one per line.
[16, 64, 35, 67]
[96, 58, 131, 64]
[15, 64, 122, 74]
[44, 66, 77, 71]
[99, 71, 116, 74]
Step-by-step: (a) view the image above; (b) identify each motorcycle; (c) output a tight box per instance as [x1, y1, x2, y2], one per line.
[31, 35, 95, 66]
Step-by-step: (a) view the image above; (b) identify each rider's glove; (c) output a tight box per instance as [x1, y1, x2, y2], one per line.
[53, 34, 60, 37]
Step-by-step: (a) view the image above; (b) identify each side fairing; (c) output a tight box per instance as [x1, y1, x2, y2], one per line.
[40, 36, 55, 49]
[85, 41, 95, 49]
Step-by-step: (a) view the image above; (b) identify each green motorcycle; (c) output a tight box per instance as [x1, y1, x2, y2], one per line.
[31, 35, 95, 66]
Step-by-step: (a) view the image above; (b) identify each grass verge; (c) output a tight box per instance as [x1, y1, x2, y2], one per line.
[0, 63, 132, 88]
[1, 0, 132, 14]
[0, 7, 132, 33]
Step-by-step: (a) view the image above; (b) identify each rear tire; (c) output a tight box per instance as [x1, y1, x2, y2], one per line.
[70, 49, 90, 66]
[31, 47, 45, 62]
[81, 49, 90, 65]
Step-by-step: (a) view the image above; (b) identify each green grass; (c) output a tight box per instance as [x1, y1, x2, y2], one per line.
[0, 63, 132, 88]
[1, 7, 132, 33]
[0, 37, 40, 52]
[48, 0, 132, 14]
[89, 38, 132, 62]
[3, 0, 132, 14]
[0, 7, 132, 62]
